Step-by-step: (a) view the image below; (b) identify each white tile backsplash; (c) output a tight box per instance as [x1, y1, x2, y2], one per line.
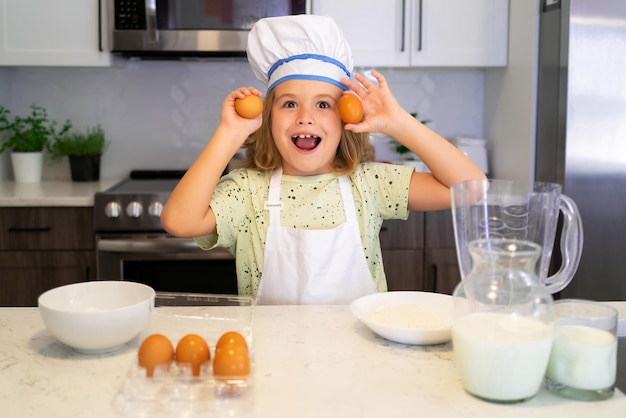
[0, 60, 484, 180]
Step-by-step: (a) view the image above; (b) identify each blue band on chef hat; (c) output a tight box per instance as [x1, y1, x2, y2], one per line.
[267, 75, 349, 92]
[268, 54, 352, 80]
[267, 53, 352, 91]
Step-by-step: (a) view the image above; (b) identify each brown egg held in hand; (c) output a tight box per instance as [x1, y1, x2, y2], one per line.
[138, 334, 174, 377]
[176, 334, 211, 376]
[213, 344, 250, 379]
[234, 95, 263, 119]
[338, 94, 363, 124]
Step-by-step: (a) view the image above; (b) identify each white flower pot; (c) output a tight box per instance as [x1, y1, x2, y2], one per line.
[10, 151, 44, 183]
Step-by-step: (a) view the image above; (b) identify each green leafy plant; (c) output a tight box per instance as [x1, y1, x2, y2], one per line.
[47, 125, 109, 161]
[0, 104, 72, 153]
[391, 112, 431, 159]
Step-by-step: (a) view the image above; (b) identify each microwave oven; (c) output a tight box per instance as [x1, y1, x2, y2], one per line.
[101, 0, 308, 58]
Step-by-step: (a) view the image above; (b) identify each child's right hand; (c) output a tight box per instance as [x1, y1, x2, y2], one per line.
[220, 87, 264, 140]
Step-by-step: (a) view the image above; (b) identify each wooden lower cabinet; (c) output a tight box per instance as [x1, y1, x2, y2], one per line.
[424, 248, 461, 295]
[0, 251, 95, 306]
[0, 207, 96, 307]
[379, 210, 463, 293]
[381, 212, 425, 291]
[383, 250, 425, 291]
[423, 210, 460, 295]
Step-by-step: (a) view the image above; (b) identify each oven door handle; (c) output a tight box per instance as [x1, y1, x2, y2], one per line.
[97, 237, 222, 254]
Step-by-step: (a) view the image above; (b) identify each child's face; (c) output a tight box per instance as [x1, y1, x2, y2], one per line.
[270, 79, 343, 176]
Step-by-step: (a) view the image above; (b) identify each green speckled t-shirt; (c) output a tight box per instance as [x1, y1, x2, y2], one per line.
[194, 162, 414, 297]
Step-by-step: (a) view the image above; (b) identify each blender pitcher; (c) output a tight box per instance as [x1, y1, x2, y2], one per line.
[450, 179, 583, 294]
[451, 239, 554, 403]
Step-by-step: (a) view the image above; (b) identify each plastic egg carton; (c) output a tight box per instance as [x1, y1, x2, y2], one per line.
[114, 363, 253, 417]
[148, 292, 255, 348]
[113, 292, 255, 417]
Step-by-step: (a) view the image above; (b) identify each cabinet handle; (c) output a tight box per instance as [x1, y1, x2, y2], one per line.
[400, 0, 406, 52]
[417, 0, 423, 51]
[8, 227, 52, 233]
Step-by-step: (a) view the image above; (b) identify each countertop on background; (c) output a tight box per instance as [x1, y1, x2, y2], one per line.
[606, 301, 626, 337]
[0, 179, 120, 207]
[1, 304, 625, 418]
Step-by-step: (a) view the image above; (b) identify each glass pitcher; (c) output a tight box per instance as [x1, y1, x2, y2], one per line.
[452, 238, 554, 403]
[451, 179, 583, 294]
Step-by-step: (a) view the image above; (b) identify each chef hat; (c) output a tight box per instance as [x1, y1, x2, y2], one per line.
[247, 15, 353, 91]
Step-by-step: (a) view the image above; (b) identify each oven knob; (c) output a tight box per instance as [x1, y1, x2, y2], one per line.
[126, 201, 143, 218]
[148, 201, 163, 218]
[104, 202, 122, 218]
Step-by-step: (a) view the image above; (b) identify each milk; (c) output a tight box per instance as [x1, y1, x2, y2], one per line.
[452, 312, 553, 402]
[546, 325, 617, 390]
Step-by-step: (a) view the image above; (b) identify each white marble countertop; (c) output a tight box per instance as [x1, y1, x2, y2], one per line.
[1, 304, 626, 418]
[0, 178, 120, 207]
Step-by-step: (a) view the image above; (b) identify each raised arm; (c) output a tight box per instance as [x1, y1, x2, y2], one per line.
[342, 71, 486, 211]
[160, 87, 263, 237]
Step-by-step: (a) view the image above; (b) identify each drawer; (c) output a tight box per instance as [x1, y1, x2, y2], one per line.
[0, 251, 95, 306]
[0, 207, 94, 250]
[380, 212, 424, 250]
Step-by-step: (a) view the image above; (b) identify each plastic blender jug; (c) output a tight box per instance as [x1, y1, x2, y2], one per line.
[450, 179, 583, 294]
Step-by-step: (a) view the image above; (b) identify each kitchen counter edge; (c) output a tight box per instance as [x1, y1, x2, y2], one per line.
[0, 179, 121, 207]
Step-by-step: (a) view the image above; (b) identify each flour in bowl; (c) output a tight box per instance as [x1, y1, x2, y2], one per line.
[366, 304, 451, 329]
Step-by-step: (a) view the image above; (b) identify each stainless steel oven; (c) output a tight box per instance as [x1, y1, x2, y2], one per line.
[94, 170, 238, 294]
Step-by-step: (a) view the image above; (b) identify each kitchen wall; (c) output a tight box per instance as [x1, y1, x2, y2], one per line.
[0, 58, 485, 180]
[484, 0, 539, 182]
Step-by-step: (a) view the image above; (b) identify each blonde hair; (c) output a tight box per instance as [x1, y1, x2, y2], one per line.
[242, 89, 374, 175]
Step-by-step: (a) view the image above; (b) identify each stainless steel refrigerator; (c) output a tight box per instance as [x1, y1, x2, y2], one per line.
[535, 0, 626, 300]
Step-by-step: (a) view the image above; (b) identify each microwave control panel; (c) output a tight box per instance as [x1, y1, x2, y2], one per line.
[115, 0, 147, 30]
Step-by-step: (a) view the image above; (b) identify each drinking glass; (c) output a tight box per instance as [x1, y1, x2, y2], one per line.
[544, 299, 618, 401]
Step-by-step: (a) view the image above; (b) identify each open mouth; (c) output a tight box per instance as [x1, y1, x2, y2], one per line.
[292, 134, 321, 151]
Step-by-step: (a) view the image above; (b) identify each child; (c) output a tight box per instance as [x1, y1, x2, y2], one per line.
[161, 15, 486, 304]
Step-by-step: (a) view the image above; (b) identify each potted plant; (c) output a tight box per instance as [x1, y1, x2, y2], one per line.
[48, 125, 109, 182]
[0, 104, 72, 183]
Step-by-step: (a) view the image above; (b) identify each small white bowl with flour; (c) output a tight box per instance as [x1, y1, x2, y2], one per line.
[350, 291, 453, 345]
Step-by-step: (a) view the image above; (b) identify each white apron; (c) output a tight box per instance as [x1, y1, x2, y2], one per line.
[256, 168, 377, 305]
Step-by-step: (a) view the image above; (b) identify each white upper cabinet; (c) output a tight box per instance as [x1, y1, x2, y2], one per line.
[311, 0, 508, 68]
[0, 0, 110, 66]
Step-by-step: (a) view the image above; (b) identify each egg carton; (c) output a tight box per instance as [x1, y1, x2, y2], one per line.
[114, 361, 253, 417]
[148, 292, 255, 349]
[113, 292, 255, 417]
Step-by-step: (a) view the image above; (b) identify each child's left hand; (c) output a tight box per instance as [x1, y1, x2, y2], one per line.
[341, 71, 409, 135]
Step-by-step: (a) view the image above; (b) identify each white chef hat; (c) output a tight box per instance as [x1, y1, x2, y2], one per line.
[247, 15, 353, 92]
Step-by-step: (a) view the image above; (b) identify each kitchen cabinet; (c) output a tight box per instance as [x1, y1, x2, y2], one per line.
[0, 207, 95, 306]
[0, 0, 110, 66]
[311, 0, 508, 67]
[380, 212, 425, 291]
[424, 209, 461, 294]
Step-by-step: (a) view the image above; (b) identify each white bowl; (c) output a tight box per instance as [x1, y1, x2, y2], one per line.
[38, 281, 155, 353]
[350, 291, 454, 345]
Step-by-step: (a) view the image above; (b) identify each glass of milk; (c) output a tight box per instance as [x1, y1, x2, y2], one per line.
[544, 299, 618, 401]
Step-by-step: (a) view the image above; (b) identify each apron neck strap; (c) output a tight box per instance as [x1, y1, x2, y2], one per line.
[264, 168, 355, 224]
